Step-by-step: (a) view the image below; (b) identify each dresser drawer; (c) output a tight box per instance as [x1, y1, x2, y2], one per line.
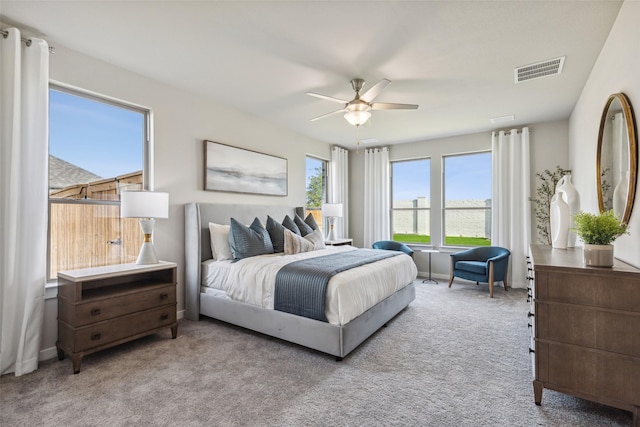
[59, 284, 176, 326]
[537, 341, 640, 405]
[536, 302, 640, 356]
[62, 305, 176, 352]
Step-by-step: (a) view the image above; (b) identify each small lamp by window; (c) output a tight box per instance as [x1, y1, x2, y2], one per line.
[120, 191, 169, 265]
[322, 203, 343, 241]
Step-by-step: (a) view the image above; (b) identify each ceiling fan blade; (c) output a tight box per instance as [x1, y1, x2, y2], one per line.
[371, 102, 419, 110]
[360, 78, 391, 102]
[306, 92, 349, 104]
[310, 108, 346, 122]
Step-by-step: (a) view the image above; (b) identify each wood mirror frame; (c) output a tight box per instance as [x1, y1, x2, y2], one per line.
[596, 92, 637, 224]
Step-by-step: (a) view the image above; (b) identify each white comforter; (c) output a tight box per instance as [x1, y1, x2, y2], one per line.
[201, 246, 417, 326]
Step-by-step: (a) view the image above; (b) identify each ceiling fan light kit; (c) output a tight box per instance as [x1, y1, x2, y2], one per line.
[344, 110, 371, 126]
[307, 78, 418, 127]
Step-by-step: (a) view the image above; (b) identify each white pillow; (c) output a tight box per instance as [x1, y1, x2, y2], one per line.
[305, 228, 326, 250]
[284, 228, 315, 255]
[208, 222, 233, 261]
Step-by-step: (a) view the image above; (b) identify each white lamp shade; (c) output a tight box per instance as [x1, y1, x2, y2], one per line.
[120, 191, 169, 219]
[322, 203, 343, 218]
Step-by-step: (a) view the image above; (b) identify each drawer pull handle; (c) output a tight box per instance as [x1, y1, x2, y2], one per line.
[91, 308, 101, 316]
[528, 311, 535, 318]
[160, 293, 169, 300]
[160, 314, 169, 321]
[91, 333, 101, 341]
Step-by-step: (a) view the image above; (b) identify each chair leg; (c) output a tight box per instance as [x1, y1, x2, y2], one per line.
[448, 258, 454, 288]
[489, 261, 495, 298]
[503, 276, 508, 291]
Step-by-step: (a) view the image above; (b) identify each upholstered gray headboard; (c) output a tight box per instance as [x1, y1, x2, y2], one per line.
[184, 203, 304, 320]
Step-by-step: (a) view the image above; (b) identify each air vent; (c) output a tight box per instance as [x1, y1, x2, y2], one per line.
[490, 115, 515, 124]
[515, 56, 565, 83]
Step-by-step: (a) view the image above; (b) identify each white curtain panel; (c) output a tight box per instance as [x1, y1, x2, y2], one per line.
[363, 147, 391, 248]
[491, 128, 531, 288]
[328, 146, 349, 239]
[0, 28, 49, 376]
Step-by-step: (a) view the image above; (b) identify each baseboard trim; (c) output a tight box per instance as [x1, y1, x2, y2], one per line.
[39, 346, 59, 362]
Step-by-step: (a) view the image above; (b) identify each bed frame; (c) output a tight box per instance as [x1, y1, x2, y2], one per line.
[184, 202, 415, 359]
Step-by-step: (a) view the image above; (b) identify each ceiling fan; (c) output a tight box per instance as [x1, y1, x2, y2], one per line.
[306, 78, 418, 126]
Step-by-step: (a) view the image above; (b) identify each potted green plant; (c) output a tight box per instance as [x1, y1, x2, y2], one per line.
[572, 210, 628, 267]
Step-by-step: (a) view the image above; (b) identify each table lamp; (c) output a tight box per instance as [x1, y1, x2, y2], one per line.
[120, 191, 169, 264]
[322, 203, 343, 241]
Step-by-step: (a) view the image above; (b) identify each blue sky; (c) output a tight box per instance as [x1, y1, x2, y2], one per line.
[393, 153, 491, 201]
[49, 89, 143, 179]
[443, 152, 492, 200]
[392, 158, 430, 200]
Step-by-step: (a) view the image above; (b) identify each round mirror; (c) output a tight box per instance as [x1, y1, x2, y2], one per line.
[597, 93, 637, 224]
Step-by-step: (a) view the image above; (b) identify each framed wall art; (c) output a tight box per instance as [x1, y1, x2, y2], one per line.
[204, 140, 288, 196]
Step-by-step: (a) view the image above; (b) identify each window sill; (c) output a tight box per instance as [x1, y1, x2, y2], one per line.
[45, 281, 58, 300]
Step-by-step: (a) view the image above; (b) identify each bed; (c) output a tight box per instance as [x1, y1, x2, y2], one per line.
[184, 202, 417, 359]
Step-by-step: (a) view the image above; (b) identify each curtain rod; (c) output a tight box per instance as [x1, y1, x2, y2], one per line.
[0, 29, 55, 54]
[493, 128, 532, 135]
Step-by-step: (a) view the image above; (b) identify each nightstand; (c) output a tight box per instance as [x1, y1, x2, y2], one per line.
[325, 238, 353, 246]
[56, 261, 178, 374]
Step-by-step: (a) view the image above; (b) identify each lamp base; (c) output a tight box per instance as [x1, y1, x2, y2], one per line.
[136, 241, 159, 265]
[325, 217, 338, 241]
[135, 219, 159, 265]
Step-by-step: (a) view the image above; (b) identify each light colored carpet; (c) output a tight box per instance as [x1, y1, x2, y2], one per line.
[1, 280, 633, 427]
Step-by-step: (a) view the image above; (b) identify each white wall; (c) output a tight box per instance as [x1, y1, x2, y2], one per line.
[40, 45, 331, 358]
[349, 120, 569, 285]
[569, 0, 640, 267]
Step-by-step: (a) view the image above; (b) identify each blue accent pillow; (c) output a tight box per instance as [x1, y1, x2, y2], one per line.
[282, 215, 301, 236]
[294, 214, 314, 237]
[229, 217, 274, 261]
[266, 215, 286, 253]
[304, 213, 319, 231]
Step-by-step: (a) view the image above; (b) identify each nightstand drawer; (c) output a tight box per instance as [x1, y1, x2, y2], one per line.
[59, 284, 176, 326]
[64, 305, 176, 352]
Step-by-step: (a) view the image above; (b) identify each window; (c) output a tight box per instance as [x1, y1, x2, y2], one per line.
[305, 156, 327, 231]
[48, 85, 149, 280]
[443, 152, 491, 246]
[391, 158, 430, 243]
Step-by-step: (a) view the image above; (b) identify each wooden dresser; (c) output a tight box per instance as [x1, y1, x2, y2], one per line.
[529, 245, 639, 426]
[56, 261, 178, 373]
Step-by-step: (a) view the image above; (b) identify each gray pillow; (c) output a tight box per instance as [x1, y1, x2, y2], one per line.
[229, 217, 274, 261]
[294, 214, 314, 237]
[304, 213, 319, 230]
[282, 215, 301, 236]
[266, 215, 285, 253]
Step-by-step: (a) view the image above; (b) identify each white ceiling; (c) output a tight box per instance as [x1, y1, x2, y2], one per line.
[1, 1, 623, 148]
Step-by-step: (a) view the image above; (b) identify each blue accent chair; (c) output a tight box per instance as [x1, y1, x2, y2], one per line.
[372, 241, 414, 258]
[448, 246, 510, 297]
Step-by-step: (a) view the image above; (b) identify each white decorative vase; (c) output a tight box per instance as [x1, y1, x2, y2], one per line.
[550, 190, 569, 249]
[583, 244, 614, 267]
[612, 171, 629, 219]
[556, 174, 580, 247]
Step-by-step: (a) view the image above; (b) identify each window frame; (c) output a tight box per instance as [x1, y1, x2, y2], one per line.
[390, 157, 431, 245]
[305, 155, 328, 209]
[305, 155, 328, 235]
[47, 82, 152, 281]
[441, 150, 492, 248]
